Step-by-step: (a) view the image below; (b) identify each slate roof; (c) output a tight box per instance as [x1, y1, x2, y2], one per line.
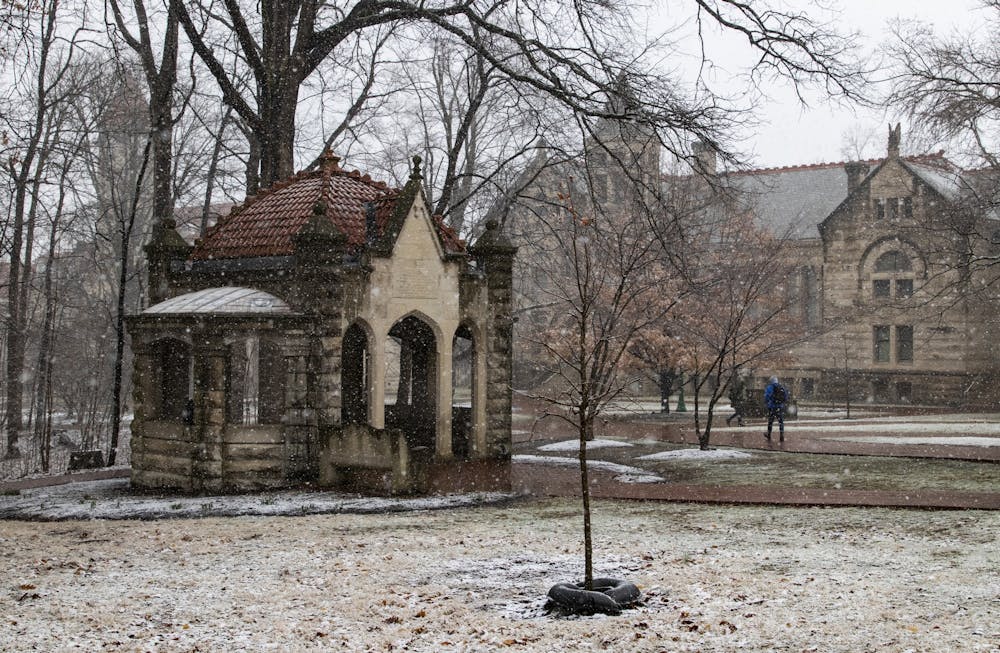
[191, 154, 464, 260]
[722, 153, 959, 240]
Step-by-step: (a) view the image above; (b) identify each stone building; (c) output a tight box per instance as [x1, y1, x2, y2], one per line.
[507, 119, 1000, 407]
[127, 154, 516, 494]
[688, 126, 1000, 406]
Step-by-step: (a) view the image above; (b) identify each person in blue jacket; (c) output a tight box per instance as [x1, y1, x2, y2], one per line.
[764, 376, 789, 442]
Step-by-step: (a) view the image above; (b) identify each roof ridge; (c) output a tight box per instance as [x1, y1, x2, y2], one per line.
[726, 150, 949, 177]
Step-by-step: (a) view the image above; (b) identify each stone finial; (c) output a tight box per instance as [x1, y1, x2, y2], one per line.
[321, 150, 341, 172]
[470, 218, 516, 256]
[887, 123, 901, 159]
[410, 155, 423, 181]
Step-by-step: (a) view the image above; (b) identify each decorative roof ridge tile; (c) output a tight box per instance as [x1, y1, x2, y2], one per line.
[715, 150, 950, 178]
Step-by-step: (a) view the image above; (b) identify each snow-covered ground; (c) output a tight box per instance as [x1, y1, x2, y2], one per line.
[0, 478, 514, 521]
[2, 497, 997, 652]
[638, 449, 752, 462]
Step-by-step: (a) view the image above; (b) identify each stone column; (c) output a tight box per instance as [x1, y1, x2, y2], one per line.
[469, 220, 517, 458]
[144, 219, 192, 306]
[472, 329, 488, 457]
[370, 329, 386, 429]
[436, 333, 453, 459]
[128, 337, 154, 474]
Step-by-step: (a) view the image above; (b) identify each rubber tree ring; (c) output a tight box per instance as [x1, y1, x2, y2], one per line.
[547, 577, 641, 615]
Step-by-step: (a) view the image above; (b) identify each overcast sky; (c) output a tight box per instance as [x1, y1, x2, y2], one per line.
[651, 0, 987, 169]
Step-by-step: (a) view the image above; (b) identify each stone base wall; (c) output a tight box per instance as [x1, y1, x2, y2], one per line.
[131, 421, 316, 493]
[319, 424, 511, 495]
[130, 421, 195, 491]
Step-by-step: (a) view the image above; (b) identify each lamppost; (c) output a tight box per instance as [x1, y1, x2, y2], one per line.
[842, 334, 851, 419]
[675, 371, 687, 412]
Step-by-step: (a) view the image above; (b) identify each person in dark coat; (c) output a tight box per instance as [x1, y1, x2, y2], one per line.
[764, 376, 789, 442]
[726, 372, 746, 427]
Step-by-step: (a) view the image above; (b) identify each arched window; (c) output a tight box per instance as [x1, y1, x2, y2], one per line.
[452, 325, 475, 459]
[385, 315, 437, 449]
[341, 323, 370, 425]
[872, 250, 914, 299]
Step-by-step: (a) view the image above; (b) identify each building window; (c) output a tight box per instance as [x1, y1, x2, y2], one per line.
[872, 250, 915, 300]
[801, 378, 815, 398]
[874, 197, 913, 221]
[875, 250, 911, 273]
[896, 325, 913, 362]
[873, 325, 890, 362]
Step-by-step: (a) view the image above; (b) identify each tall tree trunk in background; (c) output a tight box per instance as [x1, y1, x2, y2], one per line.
[4, 0, 59, 459]
[108, 0, 179, 225]
[658, 368, 676, 413]
[34, 165, 69, 472]
[108, 137, 151, 467]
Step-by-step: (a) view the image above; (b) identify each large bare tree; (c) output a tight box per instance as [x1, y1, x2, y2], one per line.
[171, 0, 862, 190]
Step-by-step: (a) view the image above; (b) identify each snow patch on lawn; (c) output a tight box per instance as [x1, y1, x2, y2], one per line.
[513, 454, 664, 483]
[830, 435, 1000, 447]
[537, 438, 632, 452]
[637, 448, 753, 461]
[0, 478, 517, 521]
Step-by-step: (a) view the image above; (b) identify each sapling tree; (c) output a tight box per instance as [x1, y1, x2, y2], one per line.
[524, 185, 672, 588]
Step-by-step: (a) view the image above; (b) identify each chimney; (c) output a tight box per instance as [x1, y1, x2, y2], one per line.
[887, 123, 901, 159]
[692, 140, 717, 176]
[844, 161, 870, 193]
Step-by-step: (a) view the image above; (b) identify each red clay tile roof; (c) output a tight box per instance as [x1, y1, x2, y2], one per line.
[191, 154, 464, 260]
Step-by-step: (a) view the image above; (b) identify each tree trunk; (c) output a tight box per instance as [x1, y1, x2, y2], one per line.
[579, 416, 593, 590]
[658, 368, 675, 413]
[258, 91, 298, 187]
[34, 169, 67, 472]
[108, 138, 152, 467]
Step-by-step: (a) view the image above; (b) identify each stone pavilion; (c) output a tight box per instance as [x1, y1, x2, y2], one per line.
[127, 154, 516, 494]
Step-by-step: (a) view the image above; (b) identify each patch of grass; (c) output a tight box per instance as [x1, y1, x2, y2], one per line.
[2, 489, 20, 496]
[516, 440, 1000, 493]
